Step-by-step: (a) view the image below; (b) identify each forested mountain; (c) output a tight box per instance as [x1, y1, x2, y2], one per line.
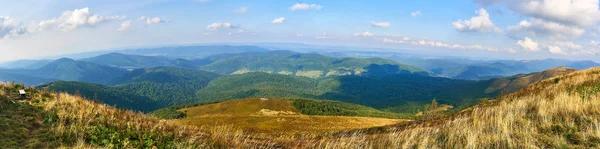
[0, 58, 128, 85]
[391, 57, 599, 80]
[80, 53, 214, 69]
[0, 59, 52, 69]
[196, 72, 495, 114]
[38, 81, 159, 112]
[42, 67, 220, 108]
[199, 50, 430, 77]
[81, 53, 175, 69]
[108, 67, 221, 106]
[118, 45, 270, 59]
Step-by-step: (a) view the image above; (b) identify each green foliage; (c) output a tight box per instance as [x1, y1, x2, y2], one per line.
[577, 83, 600, 99]
[109, 67, 221, 106]
[290, 98, 412, 119]
[149, 108, 186, 119]
[197, 72, 497, 115]
[38, 81, 159, 112]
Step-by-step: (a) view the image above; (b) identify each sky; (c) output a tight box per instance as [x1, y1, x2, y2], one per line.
[1, 0, 600, 62]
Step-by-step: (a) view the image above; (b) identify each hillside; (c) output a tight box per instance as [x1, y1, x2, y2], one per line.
[486, 66, 578, 95]
[0, 82, 270, 148]
[4, 67, 600, 148]
[319, 67, 600, 148]
[80, 53, 175, 69]
[172, 98, 406, 135]
[119, 45, 270, 59]
[108, 67, 221, 106]
[0, 58, 128, 84]
[80, 53, 213, 69]
[196, 72, 496, 114]
[199, 50, 429, 77]
[38, 81, 159, 112]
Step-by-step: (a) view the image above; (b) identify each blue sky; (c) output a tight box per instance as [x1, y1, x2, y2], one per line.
[1, 0, 599, 62]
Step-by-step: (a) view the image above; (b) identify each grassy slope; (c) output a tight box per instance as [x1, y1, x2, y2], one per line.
[317, 67, 600, 148]
[173, 98, 406, 135]
[0, 82, 274, 148]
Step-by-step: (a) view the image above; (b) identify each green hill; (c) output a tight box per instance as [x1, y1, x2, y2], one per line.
[80, 53, 213, 69]
[0, 58, 128, 84]
[38, 81, 159, 112]
[80, 53, 175, 69]
[199, 50, 429, 77]
[196, 72, 496, 114]
[107, 67, 221, 106]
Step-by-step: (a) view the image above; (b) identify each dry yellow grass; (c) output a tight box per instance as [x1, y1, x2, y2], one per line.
[173, 98, 406, 136]
[311, 67, 600, 148]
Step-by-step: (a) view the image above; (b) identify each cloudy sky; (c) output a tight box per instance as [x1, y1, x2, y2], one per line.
[1, 0, 600, 62]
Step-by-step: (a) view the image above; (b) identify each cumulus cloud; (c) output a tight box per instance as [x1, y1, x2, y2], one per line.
[296, 34, 304, 37]
[234, 7, 248, 14]
[411, 11, 422, 17]
[0, 16, 22, 39]
[507, 19, 585, 39]
[371, 21, 390, 28]
[476, 0, 600, 27]
[206, 22, 237, 30]
[139, 16, 167, 25]
[316, 33, 328, 39]
[2, 8, 126, 39]
[353, 31, 374, 37]
[271, 17, 285, 24]
[548, 45, 564, 54]
[290, 3, 323, 11]
[32, 7, 126, 31]
[118, 20, 132, 31]
[452, 8, 503, 33]
[517, 37, 539, 51]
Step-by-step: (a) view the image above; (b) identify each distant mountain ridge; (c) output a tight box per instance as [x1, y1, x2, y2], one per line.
[199, 50, 430, 77]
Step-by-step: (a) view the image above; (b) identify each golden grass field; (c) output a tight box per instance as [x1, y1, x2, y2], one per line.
[172, 98, 406, 136]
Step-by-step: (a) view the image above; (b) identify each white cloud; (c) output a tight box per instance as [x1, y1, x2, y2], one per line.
[296, 34, 304, 37]
[193, 0, 210, 3]
[290, 3, 323, 11]
[517, 37, 539, 51]
[206, 22, 237, 30]
[548, 45, 564, 54]
[2, 8, 126, 39]
[476, 0, 600, 27]
[371, 21, 390, 28]
[452, 8, 503, 33]
[139, 16, 167, 25]
[34, 7, 125, 31]
[118, 20, 132, 31]
[411, 11, 422, 17]
[508, 48, 518, 54]
[316, 33, 328, 39]
[0, 16, 22, 39]
[507, 19, 585, 39]
[271, 17, 285, 24]
[383, 37, 501, 52]
[234, 7, 248, 14]
[353, 31, 374, 37]
[383, 38, 406, 43]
